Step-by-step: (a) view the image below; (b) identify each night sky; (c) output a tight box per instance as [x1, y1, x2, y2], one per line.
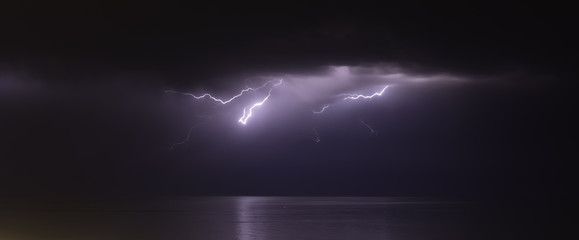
[1, 1, 576, 197]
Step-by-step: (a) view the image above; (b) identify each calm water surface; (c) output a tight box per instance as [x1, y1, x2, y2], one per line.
[0, 197, 517, 240]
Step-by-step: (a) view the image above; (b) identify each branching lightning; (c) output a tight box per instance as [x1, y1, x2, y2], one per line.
[168, 80, 387, 149]
[167, 79, 284, 150]
[165, 80, 278, 105]
[164, 65, 445, 149]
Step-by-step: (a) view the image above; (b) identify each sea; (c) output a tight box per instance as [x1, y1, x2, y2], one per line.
[0, 196, 561, 240]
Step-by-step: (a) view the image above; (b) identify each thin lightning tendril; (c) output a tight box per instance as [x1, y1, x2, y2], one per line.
[359, 118, 377, 135]
[169, 120, 209, 151]
[313, 105, 330, 114]
[313, 129, 320, 143]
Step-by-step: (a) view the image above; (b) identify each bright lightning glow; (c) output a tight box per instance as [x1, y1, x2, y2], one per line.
[342, 85, 389, 100]
[166, 65, 462, 149]
[238, 80, 282, 125]
[313, 105, 330, 114]
[359, 118, 377, 135]
[165, 80, 278, 105]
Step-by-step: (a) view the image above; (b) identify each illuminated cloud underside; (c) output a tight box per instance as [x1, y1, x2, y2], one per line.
[165, 64, 463, 149]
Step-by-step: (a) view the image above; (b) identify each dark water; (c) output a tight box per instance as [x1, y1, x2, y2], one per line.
[0, 197, 561, 240]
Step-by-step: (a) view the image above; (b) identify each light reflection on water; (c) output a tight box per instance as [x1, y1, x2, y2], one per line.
[0, 197, 470, 240]
[233, 197, 463, 240]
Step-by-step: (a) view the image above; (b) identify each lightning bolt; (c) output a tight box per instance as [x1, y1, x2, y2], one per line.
[359, 118, 377, 135]
[238, 79, 283, 125]
[342, 85, 389, 100]
[313, 105, 330, 114]
[164, 80, 278, 105]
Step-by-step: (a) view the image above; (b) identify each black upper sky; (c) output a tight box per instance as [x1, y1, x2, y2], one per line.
[0, 1, 576, 197]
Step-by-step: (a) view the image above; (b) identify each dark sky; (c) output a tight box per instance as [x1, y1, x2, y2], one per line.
[1, 1, 576, 197]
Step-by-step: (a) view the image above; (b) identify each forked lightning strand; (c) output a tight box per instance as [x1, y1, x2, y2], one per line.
[342, 85, 389, 100]
[169, 119, 209, 151]
[313, 105, 330, 114]
[238, 80, 282, 125]
[359, 118, 377, 135]
[165, 80, 278, 105]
